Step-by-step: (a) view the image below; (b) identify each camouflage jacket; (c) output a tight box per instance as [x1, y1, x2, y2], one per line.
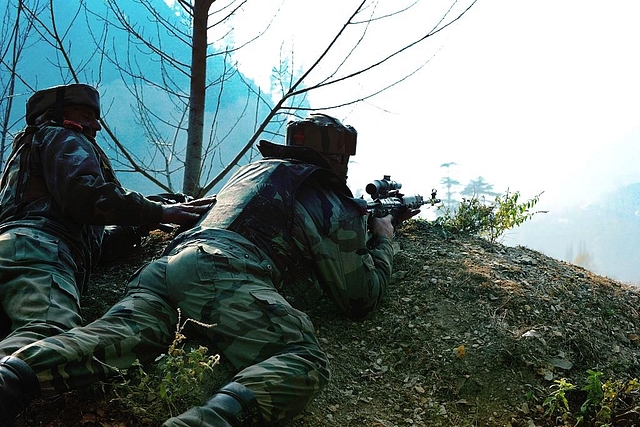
[169, 157, 394, 320]
[0, 122, 163, 274]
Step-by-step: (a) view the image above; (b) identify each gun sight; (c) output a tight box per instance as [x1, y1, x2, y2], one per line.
[366, 175, 401, 199]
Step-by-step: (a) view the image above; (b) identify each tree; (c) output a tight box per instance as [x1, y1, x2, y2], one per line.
[461, 176, 500, 201]
[184, 0, 215, 195]
[439, 161, 460, 211]
[2, 0, 479, 197]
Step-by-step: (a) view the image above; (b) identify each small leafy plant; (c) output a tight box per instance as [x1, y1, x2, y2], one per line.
[580, 369, 604, 415]
[596, 377, 640, 425]
[106, 309, 220, 422]
[436, 190, 544, 242]
[543, 377, 576, 417]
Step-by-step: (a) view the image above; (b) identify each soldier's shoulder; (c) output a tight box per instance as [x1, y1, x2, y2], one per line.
[35, 122, 87, 143]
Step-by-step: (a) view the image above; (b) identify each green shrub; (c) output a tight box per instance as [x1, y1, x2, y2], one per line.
[436, 190, 544, 242]
[106, 310, 220, 423]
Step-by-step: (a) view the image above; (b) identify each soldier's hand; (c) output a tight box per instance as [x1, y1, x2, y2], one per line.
[395, 208, 421, 225]
[369, 214, 395, 239]
[160, 195, 216, 225]
[186, 195, 217, 208]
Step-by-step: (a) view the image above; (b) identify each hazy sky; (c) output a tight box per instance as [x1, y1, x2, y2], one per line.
[183, 0, 640, 214]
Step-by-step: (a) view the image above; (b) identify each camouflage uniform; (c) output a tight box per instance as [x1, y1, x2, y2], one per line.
[0, 120, 163, 357]
[14, 156, 394, 425]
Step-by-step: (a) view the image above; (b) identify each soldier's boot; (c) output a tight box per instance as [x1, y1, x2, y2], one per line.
[163, 381, 264, 427]
[0, 356, 40, 427]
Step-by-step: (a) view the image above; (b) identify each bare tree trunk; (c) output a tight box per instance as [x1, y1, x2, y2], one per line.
[183, 0, 214, 196]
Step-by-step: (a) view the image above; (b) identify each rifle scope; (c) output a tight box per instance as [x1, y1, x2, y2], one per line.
[366, 175, 401, 199]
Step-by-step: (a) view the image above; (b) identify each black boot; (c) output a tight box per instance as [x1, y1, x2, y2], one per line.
[163, 381, 264, 427]
[0, 356, 40, 427]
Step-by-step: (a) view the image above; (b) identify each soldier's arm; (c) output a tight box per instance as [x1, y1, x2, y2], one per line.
[39, 127, 163, 226]
[295, 191, 395, 320]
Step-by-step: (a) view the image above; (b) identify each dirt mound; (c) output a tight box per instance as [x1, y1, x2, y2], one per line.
[17, 221, 640, 426]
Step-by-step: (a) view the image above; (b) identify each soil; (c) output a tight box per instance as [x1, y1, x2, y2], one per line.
[15, 221, 640, 427]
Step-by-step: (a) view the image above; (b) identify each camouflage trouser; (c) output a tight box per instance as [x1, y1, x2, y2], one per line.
[15, 232, 330, 424]
[0, 227, 84, 357]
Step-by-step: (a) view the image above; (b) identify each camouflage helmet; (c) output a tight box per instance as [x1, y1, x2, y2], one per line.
[26, 83, 100, 125]
[286, 113, 357, 157]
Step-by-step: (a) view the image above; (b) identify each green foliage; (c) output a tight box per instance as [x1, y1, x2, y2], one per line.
[541, 371, 640, 426]
[437, 195, 494, 236]
[580, 369, 604, 414]
[436, 190, 544, 242]
[543, 377, 576, 417]
[106, 310, 219, 423]
[596, 377, 640, 426]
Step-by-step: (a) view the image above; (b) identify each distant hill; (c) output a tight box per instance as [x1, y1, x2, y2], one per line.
[506, 182, 640, 285]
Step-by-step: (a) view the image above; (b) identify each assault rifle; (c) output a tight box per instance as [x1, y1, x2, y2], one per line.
[365, 175, 440, 223]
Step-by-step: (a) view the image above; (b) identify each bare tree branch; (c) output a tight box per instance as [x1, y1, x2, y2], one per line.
[0, 0, 37, 163]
